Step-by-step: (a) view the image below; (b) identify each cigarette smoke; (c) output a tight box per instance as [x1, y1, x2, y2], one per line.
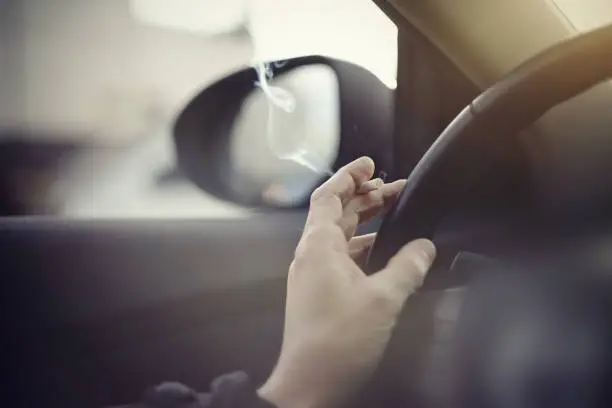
[248, 12, 333, 176]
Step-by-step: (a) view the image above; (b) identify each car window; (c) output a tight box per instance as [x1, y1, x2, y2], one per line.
[0, 0, 397, 218]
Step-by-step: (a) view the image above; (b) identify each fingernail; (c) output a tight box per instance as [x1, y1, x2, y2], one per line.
[417, 239, 437, 267]
[354, 156, 375, 175]
[356, 156, 374, 166]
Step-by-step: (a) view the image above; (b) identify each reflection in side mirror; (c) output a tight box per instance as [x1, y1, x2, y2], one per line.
[228, 64, 340, 207]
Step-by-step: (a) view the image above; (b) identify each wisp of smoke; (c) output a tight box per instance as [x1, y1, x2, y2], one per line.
[252, 56, 334, 176]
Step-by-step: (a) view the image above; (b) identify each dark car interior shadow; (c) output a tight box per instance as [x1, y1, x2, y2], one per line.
[0, 135, 85, 215]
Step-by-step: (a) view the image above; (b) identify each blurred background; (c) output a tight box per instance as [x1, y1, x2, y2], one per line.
[0, 0, 398, 218]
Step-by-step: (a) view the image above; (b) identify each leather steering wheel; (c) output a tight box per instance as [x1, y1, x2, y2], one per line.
[367, 23, 612, 290]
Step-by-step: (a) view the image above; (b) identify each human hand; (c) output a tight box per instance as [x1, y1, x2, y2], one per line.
[258, 157, 437, 408]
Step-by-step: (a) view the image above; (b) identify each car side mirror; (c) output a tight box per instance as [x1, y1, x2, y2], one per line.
[173, 55, 394, 209]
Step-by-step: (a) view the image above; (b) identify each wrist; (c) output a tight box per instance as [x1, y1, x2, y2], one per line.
[258, 365, 321, 408]
[257, 340, 361, 408]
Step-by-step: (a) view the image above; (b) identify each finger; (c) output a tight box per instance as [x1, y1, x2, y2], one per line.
[380, 178, 407, 199]
[307, 156, 375, 227]
[339, 179, 407, 237]
[357, 179, 407, 224]
[348, 233, 377, 260]
[369, 239, 436, 301]
[339, 190, 384, 239]
[348, 179, 406, 217]
[357, 178, 383, 194]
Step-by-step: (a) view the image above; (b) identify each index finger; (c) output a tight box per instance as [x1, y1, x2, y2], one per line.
[307, 156, 376, 227]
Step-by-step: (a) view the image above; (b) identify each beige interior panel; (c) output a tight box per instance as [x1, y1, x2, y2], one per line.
[387, 0, 612, 205]
[552, 0, 612, 32]
[388, 0, 576, 86]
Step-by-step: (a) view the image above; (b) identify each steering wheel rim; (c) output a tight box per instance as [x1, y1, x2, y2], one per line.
[367, 23, 612, 289]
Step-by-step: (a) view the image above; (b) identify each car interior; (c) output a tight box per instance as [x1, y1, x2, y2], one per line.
[2, 0, 612, 407]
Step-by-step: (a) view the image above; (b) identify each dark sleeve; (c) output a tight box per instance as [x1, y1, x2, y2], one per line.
[126, 372, 277, 408]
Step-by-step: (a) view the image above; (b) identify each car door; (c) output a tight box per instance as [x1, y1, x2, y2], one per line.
[1, 215, 304, 407]
[0, 2, 478, 407]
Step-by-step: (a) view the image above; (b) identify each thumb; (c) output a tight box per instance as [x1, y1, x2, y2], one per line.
[369, 239, 436, 300]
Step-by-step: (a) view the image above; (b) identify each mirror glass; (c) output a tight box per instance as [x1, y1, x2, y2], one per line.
[228, 64, 340, 207]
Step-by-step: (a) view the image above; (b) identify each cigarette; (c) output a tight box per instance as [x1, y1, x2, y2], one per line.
[357, 178, 383, 194]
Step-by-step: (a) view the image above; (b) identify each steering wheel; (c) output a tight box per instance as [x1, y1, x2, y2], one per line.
[367, 23, 612, 290]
